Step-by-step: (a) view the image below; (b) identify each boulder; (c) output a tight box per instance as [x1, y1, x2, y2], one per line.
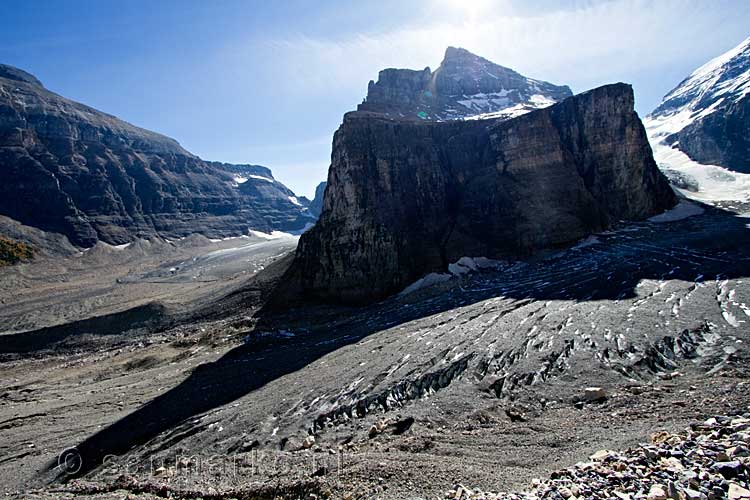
[584, 387, 607, 402]
[729, 484, 750, 500]
[648, 485, 668, 500]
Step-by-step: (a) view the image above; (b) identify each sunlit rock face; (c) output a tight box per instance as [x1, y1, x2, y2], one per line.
[357, 47, 573, 121]
[0, 64, 314, 246]
[293, 83, 676, 304]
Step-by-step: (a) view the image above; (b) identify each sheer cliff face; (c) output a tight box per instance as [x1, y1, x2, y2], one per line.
[294, 83, 676, 304]
[0, 65, 313, 246]
[358, 47, 572, 121]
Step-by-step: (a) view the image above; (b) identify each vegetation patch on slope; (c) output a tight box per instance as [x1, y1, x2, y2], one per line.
[0, 236, 34, 266]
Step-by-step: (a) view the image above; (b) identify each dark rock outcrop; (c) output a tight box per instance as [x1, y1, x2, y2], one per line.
[358, 47, 572, 121]
[307, 181, 327, 218]
[670, 94, 750, 173]
[0, 64, 313, 246]
[291, 83, 676, 304]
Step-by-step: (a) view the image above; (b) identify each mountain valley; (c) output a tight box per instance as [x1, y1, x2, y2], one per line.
[1, 35, 750, 500]
[3, 200, 750, 500]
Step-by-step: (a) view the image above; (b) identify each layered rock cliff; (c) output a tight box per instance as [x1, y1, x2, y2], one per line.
[358, 47, 572, 121]
[292, 83, 676, 304]
[0, 64, 313, 246]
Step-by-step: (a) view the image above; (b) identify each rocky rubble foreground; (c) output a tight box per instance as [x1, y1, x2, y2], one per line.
[449, 415, 750, 500]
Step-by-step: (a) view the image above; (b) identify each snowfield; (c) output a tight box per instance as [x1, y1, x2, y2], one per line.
[647, 141, 750, 203]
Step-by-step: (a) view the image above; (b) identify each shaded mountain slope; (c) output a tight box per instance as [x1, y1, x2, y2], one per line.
[0, 64, 313, 246]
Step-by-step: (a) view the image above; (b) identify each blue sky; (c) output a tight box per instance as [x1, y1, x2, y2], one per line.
[1, 0, 748, 197]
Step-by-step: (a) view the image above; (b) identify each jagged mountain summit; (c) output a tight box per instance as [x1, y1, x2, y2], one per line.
[288, 83, 675, 304]
[0, 64, 314, 246]
[644, 36, 750, 201]
[357, 47, 573, 121]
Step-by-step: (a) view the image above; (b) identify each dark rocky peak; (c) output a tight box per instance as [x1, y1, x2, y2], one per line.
[0, 63, 44, 87]
[290, 83, 675, 305]
[307, 181, 327, 218]
[207, 161, 312, 213]
[435, 47, 546, 96]
[207, 162, 276, 181]
[357, 47, 572, 121]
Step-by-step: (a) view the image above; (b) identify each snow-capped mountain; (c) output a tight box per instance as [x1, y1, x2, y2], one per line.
[356, 47, 572, 121]
[644, 37, 750, 202]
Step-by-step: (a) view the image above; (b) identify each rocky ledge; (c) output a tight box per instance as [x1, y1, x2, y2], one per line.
[289, 83, 676, 304]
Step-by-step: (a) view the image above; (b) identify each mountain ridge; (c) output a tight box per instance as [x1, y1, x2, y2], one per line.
[0, 63, 314, 246]
[356, 46, 573, 121]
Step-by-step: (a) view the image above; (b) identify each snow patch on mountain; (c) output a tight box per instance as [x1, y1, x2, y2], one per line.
[448, 87, 563, 122]
[399, 256, 506, 296]
[249, 230, 297, 240]
[248, 174, 274, 183]
[645, 36, 750, 202]
[462, 100, 553, 122]
[648, 200, 705, 223]
[358, 47, 572, 122]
